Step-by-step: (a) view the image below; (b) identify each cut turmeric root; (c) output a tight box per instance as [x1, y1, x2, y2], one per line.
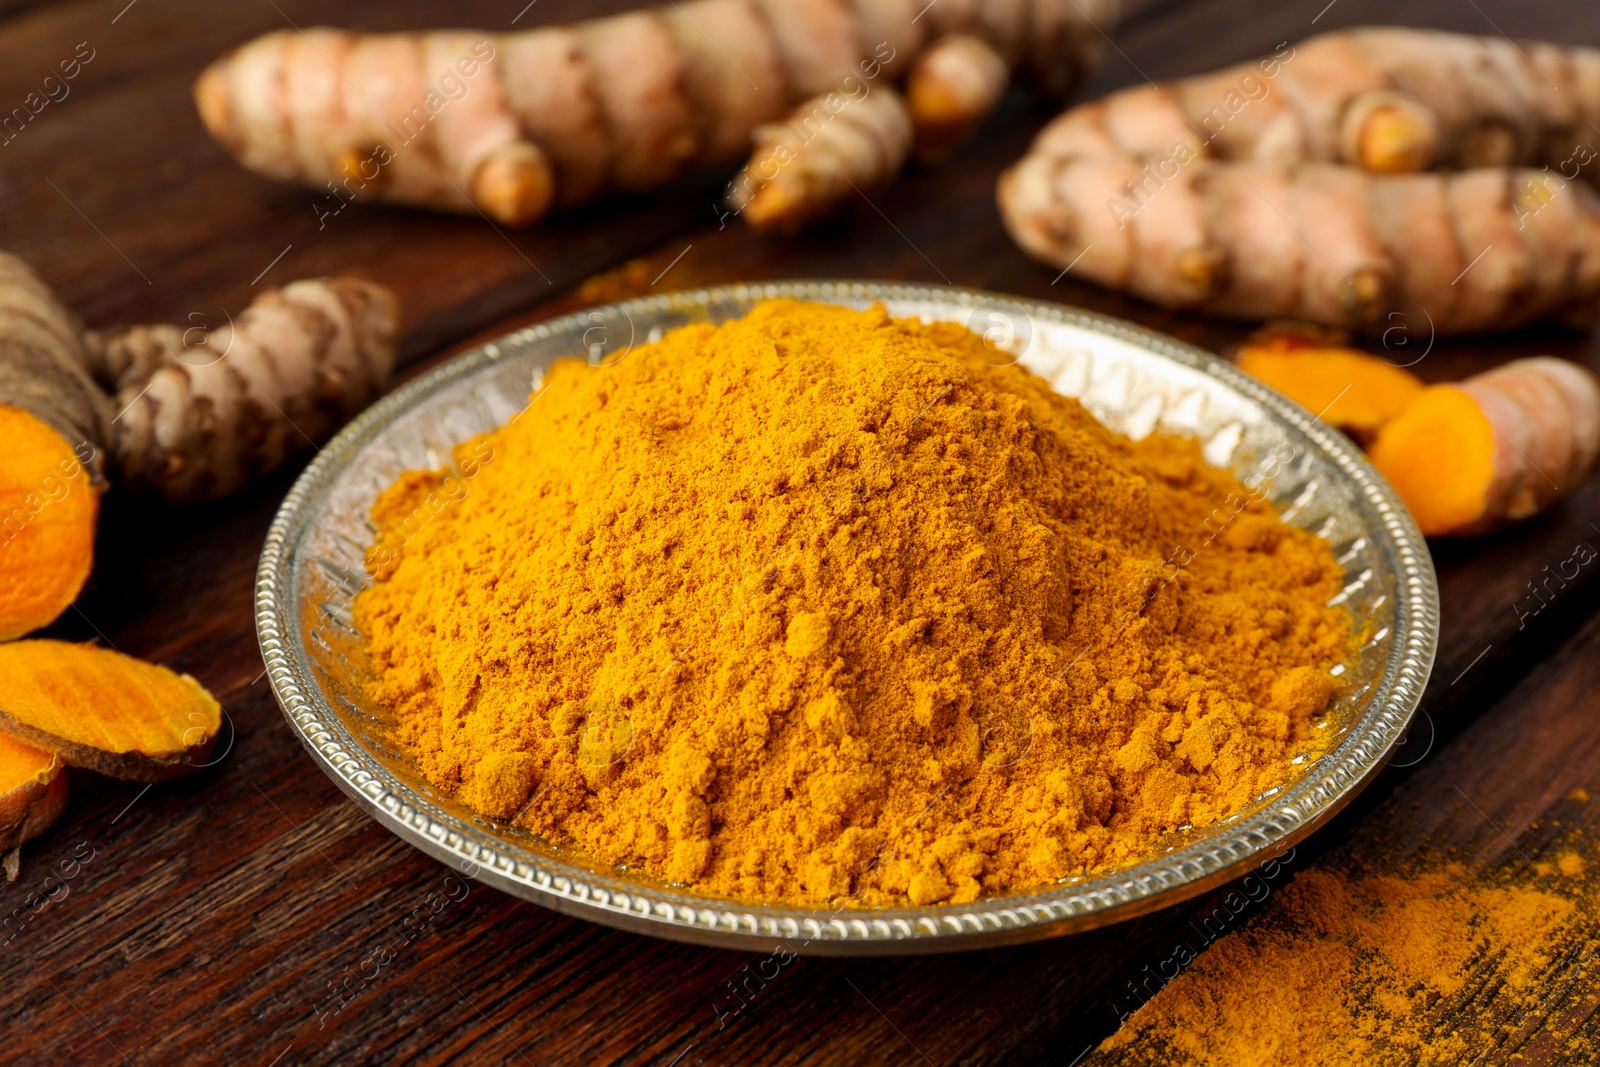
[0, 407, 98, 641]
[1370, 359, 1600, 536]
[0, 249, 397, 639]
[0, 733, 67, 880]
[1237, 337, 1423, 444]
[1237, 338, 1600, 536]
[0, 640, 222, 782]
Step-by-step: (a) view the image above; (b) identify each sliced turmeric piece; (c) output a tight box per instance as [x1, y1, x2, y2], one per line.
[0, 640, 221, 782]
[0, 406, 99, 640]
[1237, 344, 1424, 445]
[0, 732, 67, 880]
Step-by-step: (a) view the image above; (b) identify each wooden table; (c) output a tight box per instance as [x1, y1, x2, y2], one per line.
[4, 1, 1599, 1063]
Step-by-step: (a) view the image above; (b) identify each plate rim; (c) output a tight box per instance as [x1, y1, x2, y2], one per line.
[255, 279, 1439, 955]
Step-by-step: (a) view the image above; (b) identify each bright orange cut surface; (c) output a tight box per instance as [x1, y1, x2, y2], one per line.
[1370, 385, 1497, 535]
[0, 640, 220, 757]
[0, 406, 99, 641]
[1238, 347, 1424, 440]
[0, 731, 58, 790]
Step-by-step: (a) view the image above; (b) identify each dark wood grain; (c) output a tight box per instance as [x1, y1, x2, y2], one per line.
[3, 1, 1600, 1065]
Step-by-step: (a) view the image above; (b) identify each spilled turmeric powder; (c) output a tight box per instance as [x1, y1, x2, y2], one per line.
[1096, 842, 1600, 1065]
[355, 300, 1352, 906]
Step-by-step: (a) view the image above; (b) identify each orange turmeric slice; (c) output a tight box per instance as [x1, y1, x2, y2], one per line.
[0, 406, 99, 641]
[0, 640, 221, 781]
[1237, 346, 1424, 444]
[0, 732, 67, 877]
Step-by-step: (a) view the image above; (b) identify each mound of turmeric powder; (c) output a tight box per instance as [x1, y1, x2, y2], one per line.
[355, 300, 1352, 906]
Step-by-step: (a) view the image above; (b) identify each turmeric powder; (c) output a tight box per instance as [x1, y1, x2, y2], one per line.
[355, 300, 1352, 906]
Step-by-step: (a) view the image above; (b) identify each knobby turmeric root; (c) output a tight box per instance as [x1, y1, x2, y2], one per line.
[1236, 330, 1424, 444]
[998, 28, 1600, 335]
[728, 86, 913, 232]
[0, 641, 222, 782]
[81, 276, 399, 503]
[194, 0, 1117, 230]
[1000, 155, 1600, 335]
[1026, 28, 1600, 177]
[0, 733, 67, 881]
[0, 250, 397, 638]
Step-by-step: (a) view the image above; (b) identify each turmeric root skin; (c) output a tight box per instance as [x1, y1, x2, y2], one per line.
[0, 641, 222, 782]
[195, 0, 1119, 228]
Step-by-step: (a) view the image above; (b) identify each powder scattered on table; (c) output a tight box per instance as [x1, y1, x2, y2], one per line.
[355, 300, 1352, 906]
[1096, 838, 1600, 1065]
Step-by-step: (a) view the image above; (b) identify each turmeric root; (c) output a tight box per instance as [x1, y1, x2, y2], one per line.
[0, 641, 221, 782]
[1236, 336, 1600, 535]
[728, 85, 913, 232]
[0, 250, 397, 638]
[999, 27, 1600, 334]
[998, 157, 1600, 334]
[1370, 358, 1600, 536]
[194, 0, 1118, 228]
[1236, 331, 1423, 444]
[0, 734, 67, 880]
[81, 275, 399, 503]
[907, 34, 1010, 163]
[1026, 28, 1600, 176]
[1, 251, 398, 504]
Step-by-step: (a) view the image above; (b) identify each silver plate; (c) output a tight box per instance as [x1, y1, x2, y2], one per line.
[256, 280, 1438, 955]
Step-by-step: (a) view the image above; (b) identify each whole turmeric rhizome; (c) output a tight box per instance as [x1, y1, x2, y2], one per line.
[356, 301, 1352, 907]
